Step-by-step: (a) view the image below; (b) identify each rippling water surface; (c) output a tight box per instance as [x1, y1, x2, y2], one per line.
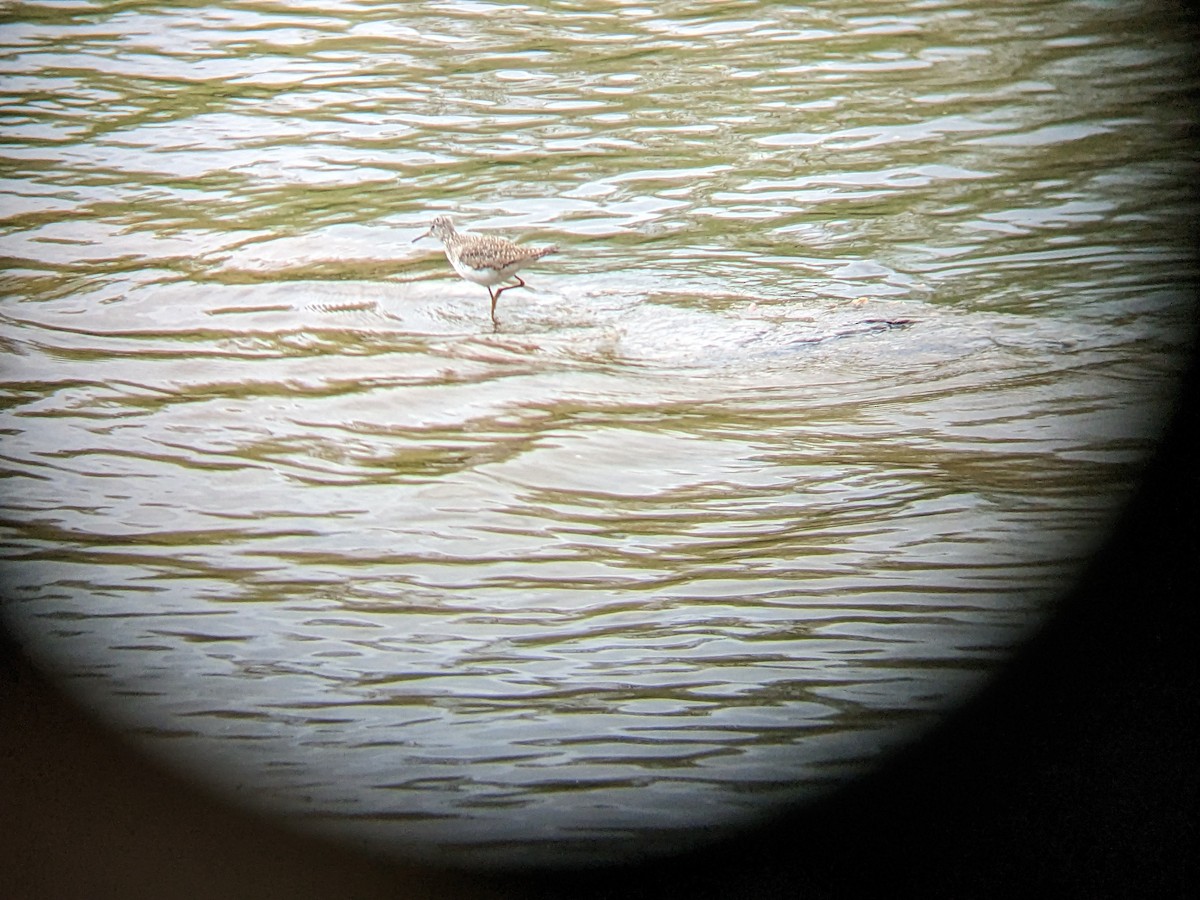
[1, 0, 1195, 869]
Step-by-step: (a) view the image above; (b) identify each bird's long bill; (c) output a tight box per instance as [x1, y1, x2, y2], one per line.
[412, 228, 433, 243]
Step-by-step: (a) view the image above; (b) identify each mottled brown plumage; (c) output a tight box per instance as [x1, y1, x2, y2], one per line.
[413, 216, 558, 328]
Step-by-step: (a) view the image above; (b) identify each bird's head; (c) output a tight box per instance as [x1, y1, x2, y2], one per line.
[413, 215, 456, 244]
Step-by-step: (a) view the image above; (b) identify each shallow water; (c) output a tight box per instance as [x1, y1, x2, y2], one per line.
[1, 0, 1195, 869]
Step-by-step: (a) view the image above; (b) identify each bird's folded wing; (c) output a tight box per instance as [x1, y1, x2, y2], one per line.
[458, 239, 553, 270]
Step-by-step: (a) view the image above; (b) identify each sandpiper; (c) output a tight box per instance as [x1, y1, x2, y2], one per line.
[413, 216, 559, 328]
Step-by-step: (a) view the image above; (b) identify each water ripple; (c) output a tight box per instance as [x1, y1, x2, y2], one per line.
[1, 0, 1194, 870]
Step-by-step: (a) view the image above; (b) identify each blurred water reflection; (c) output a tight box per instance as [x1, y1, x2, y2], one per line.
[1, 0, 1194, 868]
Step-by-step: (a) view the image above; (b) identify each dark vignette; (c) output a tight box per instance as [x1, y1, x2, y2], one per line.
[2, 5, 1197, 899]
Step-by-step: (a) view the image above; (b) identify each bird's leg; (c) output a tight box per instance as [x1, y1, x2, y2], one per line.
[489, 275, 530, 330]
[492, 275, 528, 304]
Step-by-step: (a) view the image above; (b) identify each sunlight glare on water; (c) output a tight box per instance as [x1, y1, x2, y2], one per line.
[0, 0, 1195, 868]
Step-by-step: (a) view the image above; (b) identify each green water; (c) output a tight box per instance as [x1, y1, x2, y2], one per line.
[1, 0, 1195, 869]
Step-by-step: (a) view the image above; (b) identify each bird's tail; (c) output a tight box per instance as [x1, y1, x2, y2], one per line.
[533, 244, 559, 259]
